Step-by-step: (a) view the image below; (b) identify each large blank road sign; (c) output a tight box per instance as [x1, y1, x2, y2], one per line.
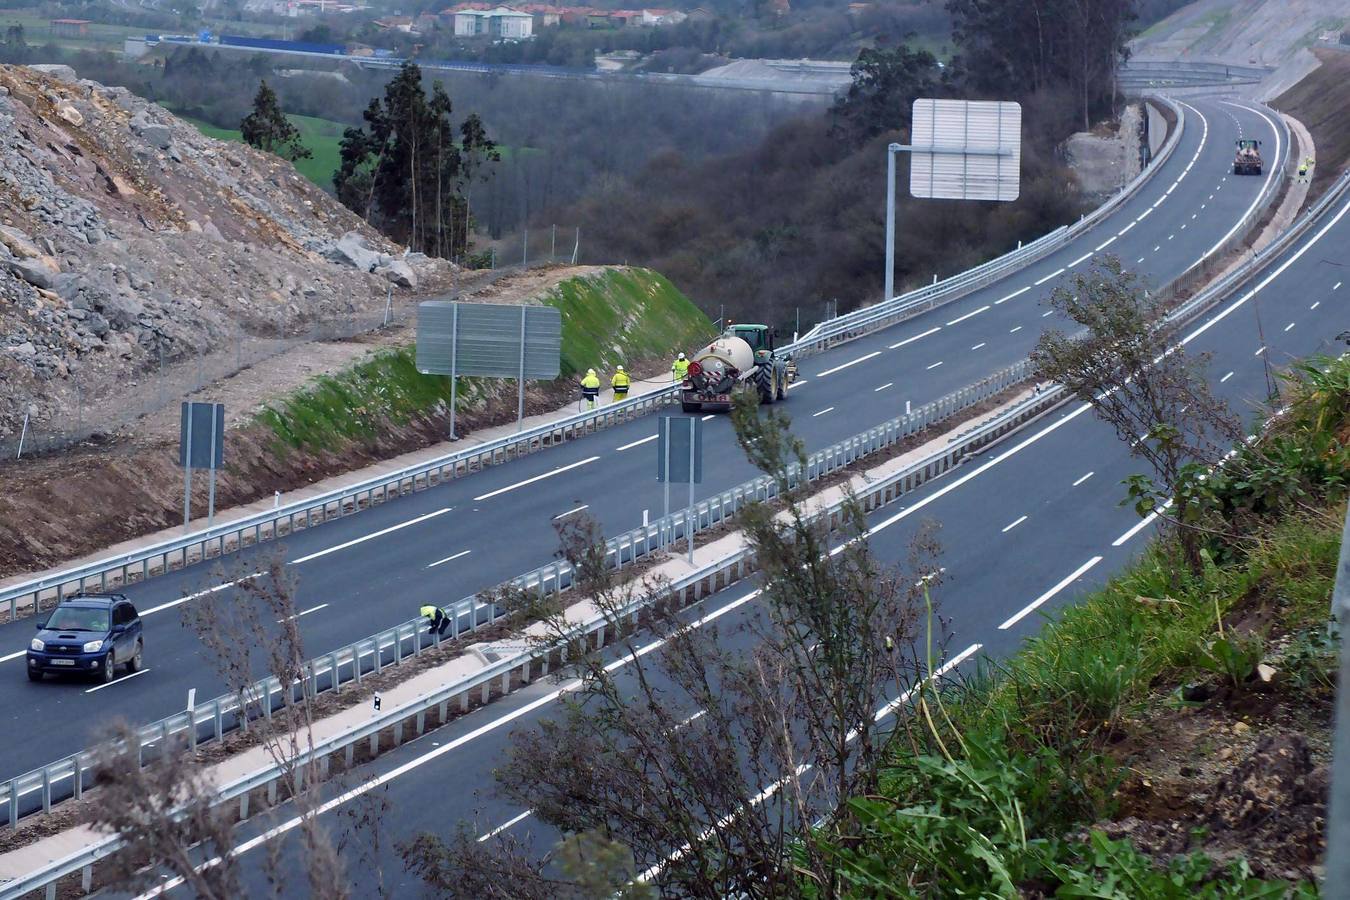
[657, 416, 703, 484]
[910, 99, 1021, 202]
[179, 401, 224, 469]
[416, 301, 562, 379]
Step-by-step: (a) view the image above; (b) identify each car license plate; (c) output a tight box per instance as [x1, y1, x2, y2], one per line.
[51, 659, 75, 666]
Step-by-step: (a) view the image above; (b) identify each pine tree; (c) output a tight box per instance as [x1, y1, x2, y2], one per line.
[240, 80, 312, 162]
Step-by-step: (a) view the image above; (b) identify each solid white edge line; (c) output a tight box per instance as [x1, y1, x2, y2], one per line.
[815, 351, 881, 377]
[292, 508, 452, 564]
[473, 457, 601, 502]
[998, 556, 1103, 630]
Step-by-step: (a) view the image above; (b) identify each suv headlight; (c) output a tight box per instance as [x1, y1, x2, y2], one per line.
[30, 638, 44, 652]
[82, 639, 105, 653]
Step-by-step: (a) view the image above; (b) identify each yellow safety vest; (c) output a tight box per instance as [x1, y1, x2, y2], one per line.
[673, 359, 690, 379]
[581, 373, 600, 390]
[612, 371, 630, 389]
[420, 605, 439, 618]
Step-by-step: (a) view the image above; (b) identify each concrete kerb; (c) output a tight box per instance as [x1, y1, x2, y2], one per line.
[0, 380, 1066, 895]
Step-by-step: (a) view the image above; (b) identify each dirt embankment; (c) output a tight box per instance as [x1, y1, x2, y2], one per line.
[0, 63, 458, 444]
[1275, 47, 1350, 198]
[0, 266, 712, 580]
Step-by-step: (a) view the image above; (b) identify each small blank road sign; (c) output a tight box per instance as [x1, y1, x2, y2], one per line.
[179, 402, 224, 470]
[909, 99, 1022, 202]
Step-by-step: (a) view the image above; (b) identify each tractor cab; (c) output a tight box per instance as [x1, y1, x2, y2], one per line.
[724, 323, 774, 353]
[1236, 139, 1261, 151]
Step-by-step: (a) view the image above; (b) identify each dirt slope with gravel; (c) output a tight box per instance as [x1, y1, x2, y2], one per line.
[0, 63, 457, 447]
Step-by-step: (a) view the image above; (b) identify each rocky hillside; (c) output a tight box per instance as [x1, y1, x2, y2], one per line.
[0, 63, 455, 443]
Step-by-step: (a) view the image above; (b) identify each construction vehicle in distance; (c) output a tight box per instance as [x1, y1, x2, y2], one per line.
[680, 323, 797, 413]
[1233, 139, 1263, 176]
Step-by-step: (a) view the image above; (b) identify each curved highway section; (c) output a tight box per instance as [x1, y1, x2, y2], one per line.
[0, 97, 1286, 792]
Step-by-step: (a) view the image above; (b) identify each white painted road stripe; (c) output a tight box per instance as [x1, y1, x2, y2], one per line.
[1284, 322, 1295, 332]
[85, 668, 151, 693]
[473, 458, 600, 502]
[552, 505, 589, 521]
[946, 305, 990, 326]
[999, 556, 1103, 630]
[970, 342, 986, 350]
[477, 809, 532, 842]
[427, 550, 472, 568]
[1034, 268, 1065, 286]
[292, 508, 452, 564]
[1113, 510, 1161, 547]
[1094, 236, 1116, 252]
[925, 361, 943, 370]
[1311, 301, 1320, 310]
[1072, 471, 1094, 487]
[701, 415, 715, 421]
[874, 382, 893, 392]
[890, 326, 940, 348]
[1220, 371, 1234, 382]
[1001, 515, 1027, 533]
[1068, 252, 1092, 267]
[278, 603, 329, 623]
[616, 433, 658, 451]
[815, 351, 881, 377]
[812, 407, 834, 417]
[1009, 325, 1023, 333]
[995, 286, 1030, 305]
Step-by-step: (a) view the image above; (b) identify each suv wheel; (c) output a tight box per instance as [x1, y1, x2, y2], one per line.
[27, 668, 42, 682]
[100, 650, 116, 684]
[126, 641, 143, 674]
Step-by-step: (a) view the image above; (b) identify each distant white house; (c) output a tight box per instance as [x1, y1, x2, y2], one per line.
[453, 7, 533, 38]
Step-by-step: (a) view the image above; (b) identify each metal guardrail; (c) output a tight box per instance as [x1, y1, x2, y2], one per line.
[0, 357, 1066, 900]
[0, 358, 1034, 832]
[0, 96, 1185, 624]
[792, 95, 1186, 354]
[7, 114, 1324, 893]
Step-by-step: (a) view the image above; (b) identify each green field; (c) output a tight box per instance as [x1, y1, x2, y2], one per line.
[176, 111, 344, 190]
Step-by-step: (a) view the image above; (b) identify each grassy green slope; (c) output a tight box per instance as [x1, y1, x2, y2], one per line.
[258, 267, 713, 453]
[176, 111, 342, 190]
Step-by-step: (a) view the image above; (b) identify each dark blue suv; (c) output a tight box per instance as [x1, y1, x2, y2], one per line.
[27, 593, 143, 683]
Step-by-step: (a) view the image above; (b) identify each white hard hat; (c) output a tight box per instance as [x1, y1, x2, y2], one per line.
[587, 368, 596, 376]
[678, 352, 685, 360]
[616, 365, 624, 372]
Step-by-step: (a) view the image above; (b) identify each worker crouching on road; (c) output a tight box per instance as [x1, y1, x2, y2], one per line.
[611, 365, 630, 403]
[672, 352, 689, 382]
[581, 368, 601, 409]
[420, 604, 450, 636]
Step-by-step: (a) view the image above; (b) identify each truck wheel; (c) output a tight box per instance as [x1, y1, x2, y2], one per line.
[681, 401, 701, 413]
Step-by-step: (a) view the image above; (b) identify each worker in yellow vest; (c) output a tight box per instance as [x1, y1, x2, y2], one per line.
[581, 368, 601, 409]
[420, 604, 450, 636]
[610, 365, 631, 404]
[672, 352, 690, 382]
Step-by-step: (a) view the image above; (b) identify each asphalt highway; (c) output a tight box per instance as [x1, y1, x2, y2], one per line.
[150, 146, 1350, 900]
[0, 97, 1284, 791]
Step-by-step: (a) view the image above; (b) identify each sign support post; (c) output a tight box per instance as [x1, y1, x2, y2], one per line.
[687, 427, 696, 564]
[207, 409, 218, 527]
[448, 302, 459, 441]
[517, 306, 527, 431]
[183, 411, 193, 533]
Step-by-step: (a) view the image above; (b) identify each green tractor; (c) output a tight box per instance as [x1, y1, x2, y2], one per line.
[680, 323, 798, 413]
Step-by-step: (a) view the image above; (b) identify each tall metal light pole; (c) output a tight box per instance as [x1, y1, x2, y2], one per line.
[885, 143, 900, 304]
